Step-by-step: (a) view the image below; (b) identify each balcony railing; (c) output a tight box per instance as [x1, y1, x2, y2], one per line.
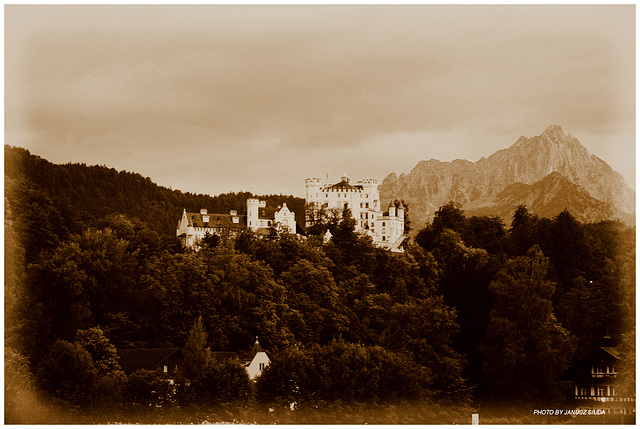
[575, 396, 635, 403]
[591, 373, 617, 378]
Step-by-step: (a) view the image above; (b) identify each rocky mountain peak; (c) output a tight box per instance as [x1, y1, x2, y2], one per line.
[542, 124, 566, 139]
[379, 125, 635, 228]
[516, 124, 582, 150]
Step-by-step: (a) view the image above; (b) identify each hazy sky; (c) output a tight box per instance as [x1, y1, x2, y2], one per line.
[5, 4, 635, 197]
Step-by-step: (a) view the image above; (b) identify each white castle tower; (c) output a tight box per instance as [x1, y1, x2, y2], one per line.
[246, 198, 266, 231]
[305, 177, 323, 205]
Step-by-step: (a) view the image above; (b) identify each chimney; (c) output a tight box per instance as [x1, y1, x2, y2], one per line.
[601, 326, 614, 347]
[253, 336, 263, 357]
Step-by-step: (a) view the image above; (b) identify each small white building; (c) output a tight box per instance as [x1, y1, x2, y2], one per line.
[273, 202, 296, 234]
[305, 174, 405, 252]
[244, 337, 270, 380]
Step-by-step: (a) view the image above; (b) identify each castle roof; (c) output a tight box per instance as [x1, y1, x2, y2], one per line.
[183, 212, 247, 229]
[323, 180, 363, 192]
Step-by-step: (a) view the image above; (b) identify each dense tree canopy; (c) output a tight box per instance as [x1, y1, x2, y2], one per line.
[480, 246, 574, 406]
[4, 147, 634, 422]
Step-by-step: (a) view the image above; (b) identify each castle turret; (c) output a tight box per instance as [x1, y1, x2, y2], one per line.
[397, 204, 405, 220]
[360, 178, 379, 211]
[389, 202, 396, 217]
[247, 198, 266, 231]
[177, 208, 196, 247]
[305, 177, 322, 204]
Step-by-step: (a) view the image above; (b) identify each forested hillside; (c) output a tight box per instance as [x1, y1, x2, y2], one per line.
[5, 147, 635, 424]
[4, 145, 305, 238]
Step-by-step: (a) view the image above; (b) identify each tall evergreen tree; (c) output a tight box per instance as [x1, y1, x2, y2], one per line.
[481, 246, 574, 406]
[180, 316, 212, 381]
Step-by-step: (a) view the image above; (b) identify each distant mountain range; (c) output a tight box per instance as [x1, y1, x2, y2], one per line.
[380, 125, 635, 227]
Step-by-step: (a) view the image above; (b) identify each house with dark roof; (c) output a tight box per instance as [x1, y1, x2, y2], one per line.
[177, 199, 296, 248]
[117, 339, 270, 380]
[176, 208, 247, 248]
[562, 336, 635, 420]
[117, 348, 182, 376]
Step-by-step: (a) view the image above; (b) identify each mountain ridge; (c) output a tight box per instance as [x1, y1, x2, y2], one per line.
[464, 171, 620, 224]
[380, 125, 635, 227]
[4, 145, 306, 238]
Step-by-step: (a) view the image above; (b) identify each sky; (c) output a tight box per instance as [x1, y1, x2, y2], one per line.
[5, 4, 636, 197]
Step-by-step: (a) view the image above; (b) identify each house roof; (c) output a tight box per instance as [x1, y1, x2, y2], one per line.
[211, 351, 239, 361]
[117, 348, 181, 374]
[185, 212, 248, 229]
[601, 346, 620, 360]
[562, 346, 620, 381]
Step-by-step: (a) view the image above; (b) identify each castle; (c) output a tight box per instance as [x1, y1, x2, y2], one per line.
[177, 174, 405, 252]
[176, 199, 296, 248]
[305, 174, 405, 252]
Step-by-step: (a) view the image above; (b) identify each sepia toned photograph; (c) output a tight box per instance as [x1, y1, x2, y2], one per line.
[4, 4, 635, 424]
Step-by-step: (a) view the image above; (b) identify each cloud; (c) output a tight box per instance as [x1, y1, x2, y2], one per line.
[5, 5, 635, 195]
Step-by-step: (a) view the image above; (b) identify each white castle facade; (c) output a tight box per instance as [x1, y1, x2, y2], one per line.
[305, 174, 405, 252]
[177, 174, 405, 252]
[176, 199, 296, 248]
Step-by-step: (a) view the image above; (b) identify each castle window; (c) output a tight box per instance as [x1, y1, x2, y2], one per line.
[597, 386, 607, 396]
[580, 385, 589, 396]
